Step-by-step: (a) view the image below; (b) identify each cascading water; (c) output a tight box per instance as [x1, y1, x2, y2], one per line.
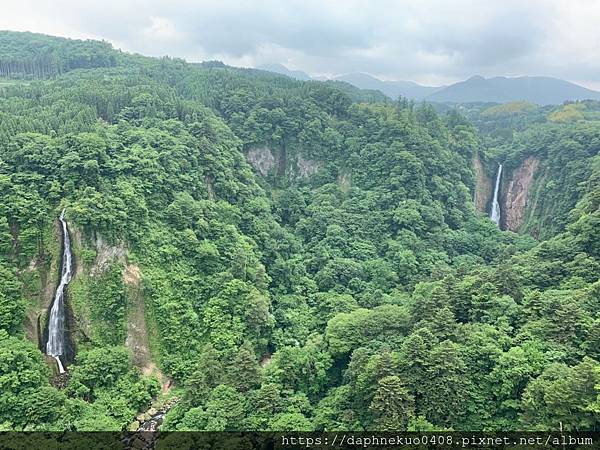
[46, 209, 73, 374]
[490, 163, 503, 226]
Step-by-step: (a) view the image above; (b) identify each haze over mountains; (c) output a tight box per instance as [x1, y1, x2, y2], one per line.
[257, 64, 600, 105]
[258, 63, 312, 81]
[332, 73, 442, 101]
[427, 75, 600, 104]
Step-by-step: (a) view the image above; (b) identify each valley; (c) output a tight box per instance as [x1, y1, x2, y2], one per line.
[0, 30, 599, 433]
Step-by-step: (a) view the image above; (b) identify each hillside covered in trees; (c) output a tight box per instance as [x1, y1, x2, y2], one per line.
[0, 31, 599, 432]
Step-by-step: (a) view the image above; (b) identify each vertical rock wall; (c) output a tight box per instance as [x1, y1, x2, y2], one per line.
[473, 155, 492, 213]
[502, 156, 540, 232]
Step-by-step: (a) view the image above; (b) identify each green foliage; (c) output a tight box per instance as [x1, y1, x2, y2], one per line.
[326, 305, 411, 355]
[520, 358, 600, 430]
[0, 263, 25, 334]
[0, 334, 65, 430]
[264, 334, 332, 400]
[178, 385, 247, 431]
[548, 103, 586, 123]
[369, 375, 414, 430]
[0, 31, 117, 79]
[0, 31, 599, 433]
[88, 264, 127, 345]
[203, 279, 273, 354]
[67, 346, 158, 429]
[481, 102, 538, 117]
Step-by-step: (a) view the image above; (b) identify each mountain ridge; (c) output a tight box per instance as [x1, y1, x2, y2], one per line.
[427, 75, 600, 104]
[256, 63, 600, 104]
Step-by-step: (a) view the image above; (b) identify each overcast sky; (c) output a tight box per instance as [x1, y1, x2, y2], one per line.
[2, 0, 600, 89]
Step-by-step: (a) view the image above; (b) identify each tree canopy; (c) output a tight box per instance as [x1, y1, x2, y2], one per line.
[0, 31, 598, 432]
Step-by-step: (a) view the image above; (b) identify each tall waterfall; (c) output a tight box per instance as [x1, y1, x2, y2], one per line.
[46, 209, 73, 374]
[490, 163, 503, 226]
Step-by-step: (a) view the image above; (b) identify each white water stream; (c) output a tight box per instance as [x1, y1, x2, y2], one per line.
[46, 209, 72, 374]
[490, 164, 503, 226]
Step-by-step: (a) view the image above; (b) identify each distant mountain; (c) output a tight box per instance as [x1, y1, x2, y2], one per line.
[333, 73, 442, 100]
[255, 65, 600, 105]
[256, 66, 441, 100]
[256, 63, 311, 81]
[426, 75, 600, 105]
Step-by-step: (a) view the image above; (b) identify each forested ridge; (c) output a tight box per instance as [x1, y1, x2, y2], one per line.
[0, 31, 599, 432]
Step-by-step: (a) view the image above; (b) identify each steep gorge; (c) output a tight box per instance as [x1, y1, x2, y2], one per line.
[501, 156, 540, 232]
[22, 215, 76, 374]
[2, 31, 599, 433]
[22, 222, 61, 353]
[45, 210, 73, 373]
[471, 154, 541, 235]
[23, 218, 163, 382]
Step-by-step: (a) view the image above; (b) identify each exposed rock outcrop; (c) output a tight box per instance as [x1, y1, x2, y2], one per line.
[502, 156, 540, 232]
[124, 263, 146, 372]
[69, 226, 85, 278]
[246, 145, 321, 179]
[246, 146, 276, 176]
[205, 175, 215, 200]
[338, 170, 351, 193]
[23, 220, 62, 351]
[296, 155, 321, 178]
[473, 155, 492, 213]
[125, 265, 156, 373]
[90, 234, 126, 276]
[122, 396, 179, 450]
[124, 263, 170, 392]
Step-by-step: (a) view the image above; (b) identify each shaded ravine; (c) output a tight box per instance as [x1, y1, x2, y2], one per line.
[46, 209, 73, 373]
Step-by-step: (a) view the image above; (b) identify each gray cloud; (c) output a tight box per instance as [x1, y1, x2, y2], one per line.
[2, 0, 600, 88]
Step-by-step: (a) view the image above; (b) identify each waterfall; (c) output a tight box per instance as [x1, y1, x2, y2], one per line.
[490, 163, 503, 226]
[46, 209, 73, 374]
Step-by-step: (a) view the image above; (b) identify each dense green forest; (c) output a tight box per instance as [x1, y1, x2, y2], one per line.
[0, 31, 599, 432]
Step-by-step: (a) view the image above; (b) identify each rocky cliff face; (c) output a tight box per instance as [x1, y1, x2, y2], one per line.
[502, 156, 540, 232]
[473, 155, 492, 213]
[246, 145, 321, 179]
[246, 146, 276, 176]
[23, 219, 61, 350]
[23, 218, 79, 370]
[89, 233, 126, 276]
[123, 262, 168, 389]
[295, 154, 321, 178]
[24, 223, 164, 380]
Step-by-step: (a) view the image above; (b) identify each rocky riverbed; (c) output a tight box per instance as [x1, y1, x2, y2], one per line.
[121, 397, 179, 449]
